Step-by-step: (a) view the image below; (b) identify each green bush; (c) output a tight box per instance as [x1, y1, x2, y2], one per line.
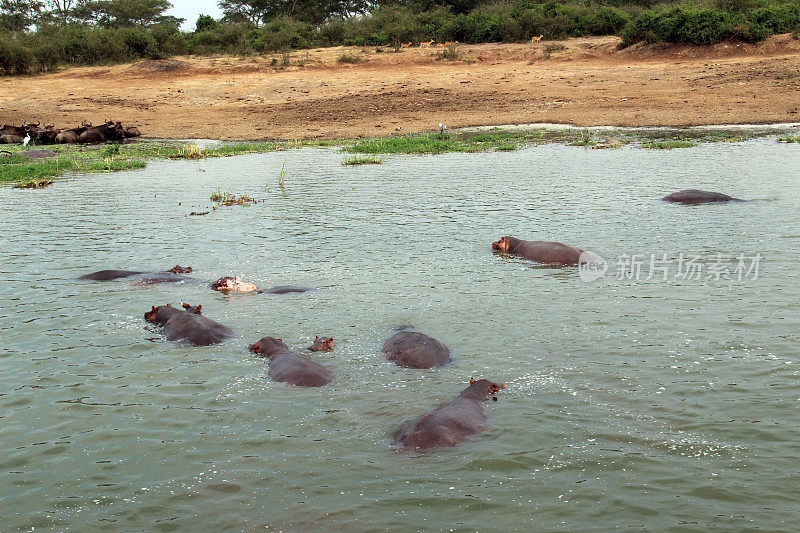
[622, 6, 737, 46]
[0, 37, 34, 74]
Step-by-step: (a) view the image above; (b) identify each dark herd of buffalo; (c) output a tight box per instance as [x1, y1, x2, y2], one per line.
[0, 121, 141, 145]
[78, 189, 744, 450]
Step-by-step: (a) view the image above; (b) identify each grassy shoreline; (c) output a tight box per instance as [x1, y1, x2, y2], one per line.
[2, 126, 797, 184]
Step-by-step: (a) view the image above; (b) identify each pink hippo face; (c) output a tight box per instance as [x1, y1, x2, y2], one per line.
[492, 236, 513, 252]
[211, 276, 257, 293]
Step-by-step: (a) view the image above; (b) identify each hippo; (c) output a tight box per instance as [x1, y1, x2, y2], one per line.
[383, 330, 450, 369]
[492, 236, 600, 266]
[79, 265, 194, 283]
[265, 285, 314, 294]
[394, 378, 507, 450]
[211, 276, 258, 292]
[79, 269, 143, 281]
[308, 336, 334, 352]
[661, 189, 745, 204]
[131, 272, 195, 284]
[19, 149, 58, 159]
[144, 303, 232, 346]
[248, 336, 334, 387]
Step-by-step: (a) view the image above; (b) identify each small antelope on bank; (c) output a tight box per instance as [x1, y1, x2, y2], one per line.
[419, 39, 434, 48]
[400, 42, 411, 48]
[531, 34, 543, 43]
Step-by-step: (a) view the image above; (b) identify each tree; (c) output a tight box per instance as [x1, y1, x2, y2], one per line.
[45, 0, 76, 26]
[195, 13, 218, 31]
[73, 0, 182, 27]
[219, 0, 368, 26]
[0, 0, 45, 30]
[218, 0, 271, 26]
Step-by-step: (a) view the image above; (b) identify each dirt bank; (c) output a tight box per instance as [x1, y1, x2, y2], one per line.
[2, 35, 799, 140]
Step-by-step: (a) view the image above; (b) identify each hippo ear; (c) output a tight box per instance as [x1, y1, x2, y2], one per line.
[167, 303, 172, 307]
[182, 302, 190, 309]
[314, 336, 319, 341]
[470, 378, 476, 384]
[277, 339, 282, 343]
[151, 306, 156, 312]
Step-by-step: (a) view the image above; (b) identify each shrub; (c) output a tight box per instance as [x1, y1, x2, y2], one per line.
[337, 53, 363, 63]
[622, 6, 737, 46]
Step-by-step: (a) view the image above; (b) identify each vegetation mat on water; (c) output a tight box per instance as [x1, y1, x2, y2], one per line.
[210, 189, 258, 206]
[642, 141, 698, 149]
[343, 155, 384, 165]
[0, 141, 285, 183]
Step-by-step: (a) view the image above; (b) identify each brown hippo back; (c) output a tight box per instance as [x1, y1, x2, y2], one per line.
[662, 189, 745, 204]
[501, 236, 584, 265]
[383, 331, 450, 369]
[79, 269, 143, 281]
[249, 336, 334, 387]
[394, 379, 506, 449]
[145, 305, 232, 346]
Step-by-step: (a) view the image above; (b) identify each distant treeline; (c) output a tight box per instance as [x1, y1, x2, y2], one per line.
[2, 0, 800, 75]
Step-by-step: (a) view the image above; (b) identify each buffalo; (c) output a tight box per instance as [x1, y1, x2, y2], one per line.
[78, 121, 126, 143]
[0, 120, 141, 144]
[0, 124, 28, 144]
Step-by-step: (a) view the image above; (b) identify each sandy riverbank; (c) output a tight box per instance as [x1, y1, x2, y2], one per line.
[1, 35, 799, 140]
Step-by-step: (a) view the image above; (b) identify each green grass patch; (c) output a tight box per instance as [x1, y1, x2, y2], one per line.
[642, 141, 697, 149]
[778, 135, 800, 143]
[345, 132, 535, 154]
[343, 155, 384, 165]
[0, 153, 146, 183]
[0, 140, 283, 184]
[495, 143, 518, 151]
[345, 134, 469, 154]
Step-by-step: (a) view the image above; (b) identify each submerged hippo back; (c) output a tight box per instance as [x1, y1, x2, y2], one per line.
[510, 239, 584, 265]
[662, 189, 744, 204]
[268, 351, 335, 387]
[132, 272, 195, 284]
[265, 285, 314, 294]
[79, 269, 143, 281]
[162, 312, 233, 346]
[394, 379, 505, 449]
[383, 331, 450, 369]
[394, 398, 486, 449]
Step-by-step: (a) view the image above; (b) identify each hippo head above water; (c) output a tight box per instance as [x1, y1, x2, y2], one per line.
[248, 336, 290, 356]
[492, 236, 514, 252]
[212, 276, 258, 293]
[461, 378, 507, 401]
[181, 302, 202, 314]
[144, 304, 181, 325]
[170, 265, 193, 274]
[308, 336, 335, 352]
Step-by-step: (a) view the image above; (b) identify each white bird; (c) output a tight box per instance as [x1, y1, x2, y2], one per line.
[439, 123, 446, 134]
[22, 133, 30, 147]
